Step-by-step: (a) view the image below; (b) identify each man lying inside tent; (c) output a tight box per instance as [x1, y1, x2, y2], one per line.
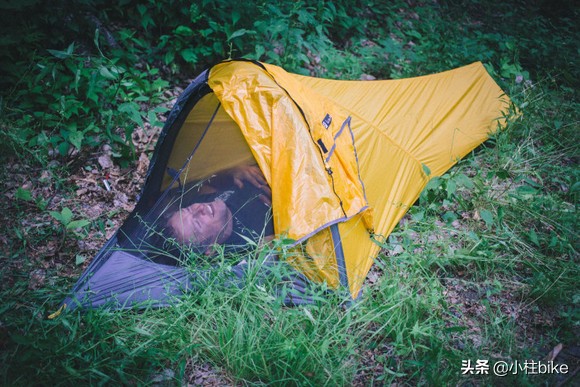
[155, 164, 275, 260]
[61, 163, 317, 311]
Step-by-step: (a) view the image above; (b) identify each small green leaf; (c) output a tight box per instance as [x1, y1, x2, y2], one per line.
[61, 207, 73, 225]
[516, 185, 538, 197]
[254, 44, 265, 60]
[175, 25, 194, 36]
[67, 219, 90, 230]
[49, 211, 63, 223]
[296, 53, 311, 65]
[412, 210, 424, 222]
[75, 254, 86, 265]
[424, 176, 441, 190]
[15, 188, 33, 201]
[229, 28, 256, 41]
[479, 209, 494, 228]
[528, 229, 540, 246]
[442, 211, 457, 223]
[65, 42, 75, 55]
[180, 48, 198, 63]
[446, 179, 456, 198]
[99, 66, 117, 80]
[421, 163, 431, 177]
[47, 49, 72, 59]
[58, 141, 70, 156]
[68, 129, 84, 150]
[164, 50, 175, 65]
[118, 102, 144, 127]
[200, 28, 213, 38]
[232, 10, 240, 25]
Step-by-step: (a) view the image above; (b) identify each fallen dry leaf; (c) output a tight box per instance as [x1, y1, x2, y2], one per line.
[360, 73, 377, 81]
[136, 152, 150, 175]
[545, 343, 563, 362]
[98, 154, 114, 169]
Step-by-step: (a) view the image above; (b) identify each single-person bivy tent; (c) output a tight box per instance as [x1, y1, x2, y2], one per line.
[56, 59, 514, 313]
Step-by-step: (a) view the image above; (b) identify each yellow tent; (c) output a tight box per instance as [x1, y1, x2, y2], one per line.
[63, 60, 513, 311]
[165, 60, 512, 298]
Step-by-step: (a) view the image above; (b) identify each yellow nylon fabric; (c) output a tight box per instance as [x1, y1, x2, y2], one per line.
[294, 62, 512, 296]
[206, 61, 512, 297]
[208, 61, 372, 243]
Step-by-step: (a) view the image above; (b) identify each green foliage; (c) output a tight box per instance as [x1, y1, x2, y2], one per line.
[49, 207, 90, 233]
[3, 0, 576, 165]
[48, 207, 91, 253]
[2, 43, 169, 164]
[107, 0, 388, 77]
[0, 1, 170, 165]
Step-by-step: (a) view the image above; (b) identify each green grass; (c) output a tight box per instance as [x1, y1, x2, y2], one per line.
[1, 0, 578, 385]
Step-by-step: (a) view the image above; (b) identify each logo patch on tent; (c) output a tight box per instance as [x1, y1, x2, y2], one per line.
[322, 114, 332, 129]
[317, 139, 328, 153]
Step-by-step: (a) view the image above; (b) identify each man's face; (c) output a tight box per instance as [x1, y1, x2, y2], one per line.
[167, 200, 233, 247]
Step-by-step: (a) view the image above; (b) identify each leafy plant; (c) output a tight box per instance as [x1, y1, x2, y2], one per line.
[49, 207, 91, 249]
